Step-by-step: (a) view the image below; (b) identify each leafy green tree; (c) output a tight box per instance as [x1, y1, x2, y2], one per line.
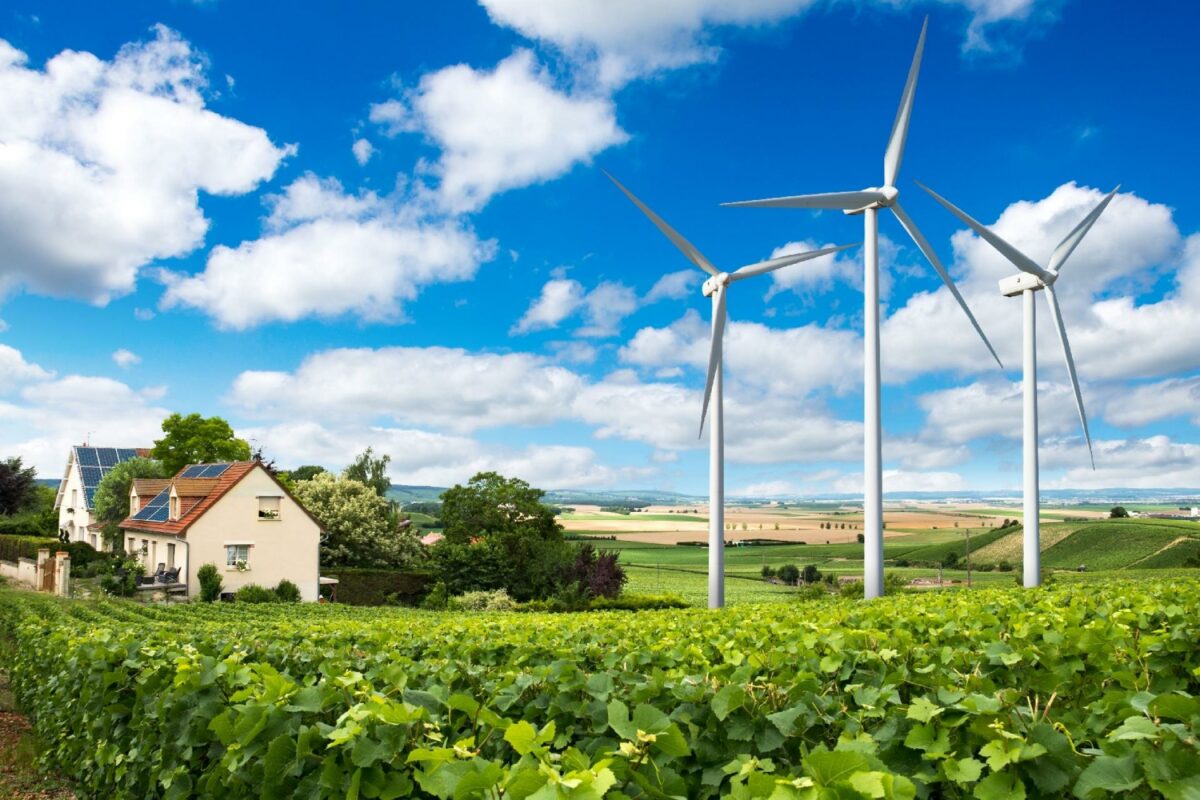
[777, 564, 800, 585]
[293, 472, 422, 568]
[342, 448, 392, 498]
[0, 456, 38, 516]
[288, 465, 327, 483]
[440, 472, 561, 544]
[92, 458, 165, 551]
[151, 413, 251, 475]
[1109, 506, 1130, 519]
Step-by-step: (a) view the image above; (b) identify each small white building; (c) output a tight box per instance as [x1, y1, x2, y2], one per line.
[120, 461, 324, 601]
[53, 446, 148, 546]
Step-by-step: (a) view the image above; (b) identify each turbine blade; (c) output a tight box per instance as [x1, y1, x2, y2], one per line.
[604, 170, 718, 276]
[1044, 284, 1094, 469]
[884, 16, 928, 187]
[729, 243, 859, 282]
[722, 190, 887, 210]
[916, 181, 1052, 282]
[699, 287, 728, 437]
[891, 201, 1004, 369]
[1048, 185, 1120, 274]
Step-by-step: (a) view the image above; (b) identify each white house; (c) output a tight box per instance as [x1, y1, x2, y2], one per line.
[54, 446, 149, 546]
[120, 460, 324, 601]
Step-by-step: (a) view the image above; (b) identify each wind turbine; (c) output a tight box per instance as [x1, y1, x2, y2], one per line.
[605, 171, 857, 608]
[721, 17, 1002, 598]
[918, 181, 1116, 587]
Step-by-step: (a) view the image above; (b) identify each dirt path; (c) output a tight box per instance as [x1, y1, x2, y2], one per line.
[1125, 536, 1192, 569]
[0, 672, 74, 799]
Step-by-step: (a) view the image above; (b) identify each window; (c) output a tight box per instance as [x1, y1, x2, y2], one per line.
[226, 544, 250, 569]
[258, 496, 281, 520]
[170, 495, 180, 520]
[71, 489, 77, 508]
[167, 543, 175, 569]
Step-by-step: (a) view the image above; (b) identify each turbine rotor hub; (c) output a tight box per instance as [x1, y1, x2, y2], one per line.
[702, 273, 730, 297]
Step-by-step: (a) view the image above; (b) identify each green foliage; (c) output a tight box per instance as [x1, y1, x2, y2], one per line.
[285, 464, 327, 483]
[293, 472, 423, 568]
[151, 412, 251, 476]
[91, 457, 165, 549]
[446, 589, 517, 612]
[0, 535, 58, 563]
[99, 557, 143, 597]
[1042, 523, 1187, 571]
[1110, 505, 1130, 518]
[342, 447, 392, 497]
[420, 580, 449, 610]
[273, 579, 302, 603]
[1, 581, 1198, 798]
[197, 562, 223, 602]
[0, 456, 38, 516]
[322, 568, 431, 606]
[234, 583, 278, 603]
[439, 471, 561, 544]
[776, 564, 800, 585]
[0, 485, 56, 538]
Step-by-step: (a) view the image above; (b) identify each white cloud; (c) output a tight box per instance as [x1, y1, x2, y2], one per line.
[240, 420, 642, 489]
[0, 347, 167, 475]
[512, 277, 638, 337]
[0, 26, 291, 303]
[370, 49, 627, 212]
[160, 174, 496, 329]
[917, 379, 1084, 445]
[644, 269, 697, 303]
[478, 0, 1059, 88]
[765, 239, 862, 299]
[1103, 377, 1200, 429]
[1043, 435, 1200, 490]
[112, 349, 141, 369]
[352, 137, 374, 165]
[229, 346, 583, 433]
[834, 469, 969, 494]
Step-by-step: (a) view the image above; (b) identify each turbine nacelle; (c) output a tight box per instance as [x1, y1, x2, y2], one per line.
[999, 272, 1051, 297]
[702, 273, 730, 297]
[843, 185, 899, 215]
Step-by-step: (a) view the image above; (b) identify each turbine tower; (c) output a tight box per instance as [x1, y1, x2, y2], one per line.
[606, 172, 857, 608]
[721, 17, 1001, 598]
[919, 182, 1116, 587]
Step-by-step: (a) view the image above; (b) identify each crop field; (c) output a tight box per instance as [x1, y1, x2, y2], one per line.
[2, 581, 1198, 798]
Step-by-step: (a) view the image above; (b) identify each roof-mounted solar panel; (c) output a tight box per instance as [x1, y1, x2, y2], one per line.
[80, 466, 103, 488]
[98, 448, 118, 467]
[77, 448, 99, 467]
[181, 465, 209, 478]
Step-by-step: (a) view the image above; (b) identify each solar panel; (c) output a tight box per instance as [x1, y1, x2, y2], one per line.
[201, 464, 232, 478]
[77, 448, 99, 467]
[85, 488, 98, 507]
[181, 465, 209, 478]
[131, 488, 171, 521]
[80, 467, 103, 488]
[98, 448, 119, 467]
[117, 449, 139, 460]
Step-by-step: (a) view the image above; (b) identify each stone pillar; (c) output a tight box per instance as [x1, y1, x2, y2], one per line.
[54, 552, 71, 597]
[36, 548, 50, 591]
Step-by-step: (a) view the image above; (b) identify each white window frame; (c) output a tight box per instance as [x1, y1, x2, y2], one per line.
[257, 495, 282, 521]
[225, 544, 251, 570]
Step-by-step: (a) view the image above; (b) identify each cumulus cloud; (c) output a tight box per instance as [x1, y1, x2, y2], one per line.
[160, 174, 496, 329]
[229, 346, 584, 433]
[512, 277, 638, 337]
[834, 469, 969, 494]
[1043, 435, 1200, 490]
[1103, 377, 1200, 429]
[351, 137, 374, 165]
[370, 49, 627, 212]
[0, 346, 168, 474]
[644, 270, 697, 303]
[0, 26, 291, 303]
[478, 0, 1061, 88]
[112, 349, 141, 369]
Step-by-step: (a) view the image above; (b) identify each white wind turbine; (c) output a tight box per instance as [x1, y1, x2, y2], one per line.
[721, 17, 1002, 598]
[606, 171, 857, 609]
[918, 181, 1117, 587]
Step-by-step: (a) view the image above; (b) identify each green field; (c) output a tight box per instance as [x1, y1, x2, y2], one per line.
[3, 581, 1198, 797]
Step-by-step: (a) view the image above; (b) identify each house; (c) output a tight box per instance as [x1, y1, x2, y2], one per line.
[120, 461, 324, 601]
[54, 446, 150, 546]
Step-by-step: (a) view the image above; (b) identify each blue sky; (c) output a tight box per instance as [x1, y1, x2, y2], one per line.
[1, 0, 1198, 495]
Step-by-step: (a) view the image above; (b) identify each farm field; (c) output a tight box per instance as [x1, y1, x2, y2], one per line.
[1, 581, 1197, 798]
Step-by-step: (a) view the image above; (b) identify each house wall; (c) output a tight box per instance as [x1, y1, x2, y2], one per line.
[127, 532, 187, 577]
[182, 467, 321, 602]
[56, 458, 93, 541]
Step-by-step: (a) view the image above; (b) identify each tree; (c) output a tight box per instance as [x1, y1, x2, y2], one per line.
[343, 448, 392, 498]
[152, 413, 251, 475]
[288, 465, 327, 483]
[801, 564, 822, 584]
[0, 457, 38, 516]
[92, 457, 165, 551]
[777, 564, 800, 586]
[440, 472, 561, 544]
[1110, 506, 1130, 519]
[856, 533, 865, 544]
[293, 472, 422, 568]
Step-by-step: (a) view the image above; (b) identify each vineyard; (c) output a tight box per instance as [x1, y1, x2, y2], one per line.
[1, 581, 1198, 798]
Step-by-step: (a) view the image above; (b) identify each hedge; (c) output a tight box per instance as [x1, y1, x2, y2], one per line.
[321, 568, 431, 606]
[0, 535, 60, 563]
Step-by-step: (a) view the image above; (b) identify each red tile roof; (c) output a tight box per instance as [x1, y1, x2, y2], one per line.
[121, 461, 257, 537]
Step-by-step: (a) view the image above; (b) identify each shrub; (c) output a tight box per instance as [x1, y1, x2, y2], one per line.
[421, 581, 449, 610]
[801, 564, 822, 584]
[997, 559, 1014, 572]
[777, 564, 800, 586]
[234, 584, 279, 603]
[884, 573, 911, 593]
[323, 568, 431, 606]
[100, 558, 143, 597]
[838, 580, 864, 597]
[447, 589, 517, 612]
[274, 579, 302, 603]
[761, 564, 775, 578]
[856, 533, 865, 544]
[566, 545, 627, 599]
[794, 584, 827, 601]
[0, 535, 59, 563]
[586, 593, 689, 611]
[197, 563, 223, 603]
